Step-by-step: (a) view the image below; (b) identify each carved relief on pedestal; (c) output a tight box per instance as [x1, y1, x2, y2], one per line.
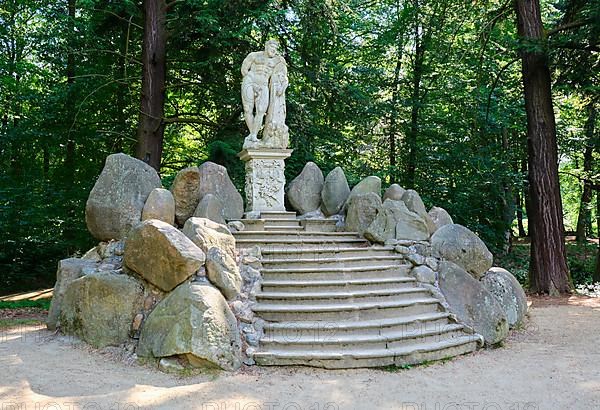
[245, 159, 286, 211]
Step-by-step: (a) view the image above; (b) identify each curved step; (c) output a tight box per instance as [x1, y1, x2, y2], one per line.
[260, 264, 412, 281]
[260, 246, 395, 255]
[256, 287, 431, 305]
[260, 323, 469, 352]
[253, 297, 442, 321]
[253, 335, 480, 369]
[261, 312, 455, 341]
[235, 238, 369, 248]
[261, 255, 405, 269]
[261, 276, 417, 292]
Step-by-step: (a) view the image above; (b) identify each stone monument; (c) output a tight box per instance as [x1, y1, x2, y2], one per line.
[238, 40, 292, 215]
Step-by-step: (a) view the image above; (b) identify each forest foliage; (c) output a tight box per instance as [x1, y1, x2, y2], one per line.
[0, 0, 598, 293]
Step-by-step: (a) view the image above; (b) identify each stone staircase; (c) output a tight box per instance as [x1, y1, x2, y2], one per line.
[234, 211, 482, 369]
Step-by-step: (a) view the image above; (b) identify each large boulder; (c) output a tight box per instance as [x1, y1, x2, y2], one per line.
[124, 219, 205, 292]
[383, 184, 405, 202]
[142, 188, 175, 226]
[193, 194, 226, 225]
[345, 193, 382, 236]
[170, 166, 201, 226]
[321, 167, 350, 216]
[47, 258, 98, 331]
[60, 272, 144, 348]
[286, 162, 324, 215]
[85, 153, 161, 240]
[364, 199, 429, 243]
[481, 267, 528, 328]
[197, 162, 243, 221]
[431, 224, 493, 279]
[182, 217, 236, 258]
[206, 247, 242, 300]
[137, 282, 242, 371]
[438, 261, 508, 345]
[347, 176, 381, 203]
[428, 206, 454, 231]
[401, 189, 436, 234]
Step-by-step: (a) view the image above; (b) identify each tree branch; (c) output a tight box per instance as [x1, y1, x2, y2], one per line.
[547, 19, 591, 37]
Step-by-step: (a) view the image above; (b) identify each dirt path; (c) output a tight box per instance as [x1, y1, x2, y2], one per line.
[2, 297, 600, 410]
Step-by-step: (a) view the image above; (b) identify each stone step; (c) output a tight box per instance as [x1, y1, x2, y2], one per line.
[261, 276, 417, 292]
[260, 254, 405, 269]
[264, 225, 304, 232]
[256, 287, 431, 305]
[259, 211, 297, 220]
[260, 324, 469, 352]
[253, 335, 480, 369]
[233, 230, 361, 240]
[235, 237, 369, 249]
[259, 246, 396, 258]
[263, 219, 302, 228]
[300, 219, 338, 232]
[262, 312, 453, 339]
[253, 297, 441, 321]
[261, 265, 412, 281]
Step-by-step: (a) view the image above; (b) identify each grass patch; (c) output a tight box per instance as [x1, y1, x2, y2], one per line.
[0, 299, 51, 310]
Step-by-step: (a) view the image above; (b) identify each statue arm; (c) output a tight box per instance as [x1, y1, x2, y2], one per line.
[241, 53, 256, 77]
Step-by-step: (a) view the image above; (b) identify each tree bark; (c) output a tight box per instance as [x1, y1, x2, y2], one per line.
[406, 0, 424, 189]
[516, 0, 571, 294]
[65, 0, 76, 178]
[136, 0, 167, 171]
[595, 192, 600, 283]
[575, 102, 596, 242]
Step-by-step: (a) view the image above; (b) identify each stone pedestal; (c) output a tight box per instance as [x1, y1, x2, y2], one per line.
[237, 148, 293, 215]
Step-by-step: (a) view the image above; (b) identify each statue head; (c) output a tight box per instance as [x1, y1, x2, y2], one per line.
[265, 40, 279, 58]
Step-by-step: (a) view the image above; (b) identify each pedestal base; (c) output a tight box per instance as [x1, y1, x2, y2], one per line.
[237, 148, 293, 214]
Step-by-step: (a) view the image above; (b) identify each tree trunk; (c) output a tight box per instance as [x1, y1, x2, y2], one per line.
[501, 128, 514, 253]
[65, 0, 76, 178]
[389, 40, 403, 178]
[406, 0, 424, 189]
[575, 103, 596, 242]
[136, 0, 167, 171]
[516, 0, 571, 294]
[595, 192, 600, 283]
[515, 157, 527, 237]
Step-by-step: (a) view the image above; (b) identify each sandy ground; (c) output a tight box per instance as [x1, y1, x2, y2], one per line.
[1, 297, 600, 410]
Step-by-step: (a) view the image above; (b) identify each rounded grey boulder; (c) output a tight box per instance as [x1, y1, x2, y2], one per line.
[60, 271, 144, 348]
[85, 153, 161, 241]
[438, 261, 508, 345]
[431, 224, 493, 279]
[481, 267, 528, 328]
[170, 167, 201, 226]
[428, 206, 454, 231]
[142, 188, 175, 226]
[286, 162, 324, 215]
[347, 176, 381, 202]
[137, 282, 242, 371]
[206, 247, 242, 300]
[124, 219, 206, 292]
[364, 199, 430, 243]
[383, 184, 405, 202]
[345, 192, 382, 236]
[197, 161, 244, 221]
[321, 167, 350, 216]
[193, 193, 226, 225]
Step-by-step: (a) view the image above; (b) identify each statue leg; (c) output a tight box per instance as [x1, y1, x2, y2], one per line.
[252, 85, 269, 138]
[241, 82, 257, 139]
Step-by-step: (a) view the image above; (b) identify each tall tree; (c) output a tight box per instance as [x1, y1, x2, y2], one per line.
[575, 102, 597, 242]
[136, 0, 167, 171]
[516, 0, 571, 294]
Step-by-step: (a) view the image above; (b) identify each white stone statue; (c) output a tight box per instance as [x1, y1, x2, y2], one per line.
[241, 40, 289, 149]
